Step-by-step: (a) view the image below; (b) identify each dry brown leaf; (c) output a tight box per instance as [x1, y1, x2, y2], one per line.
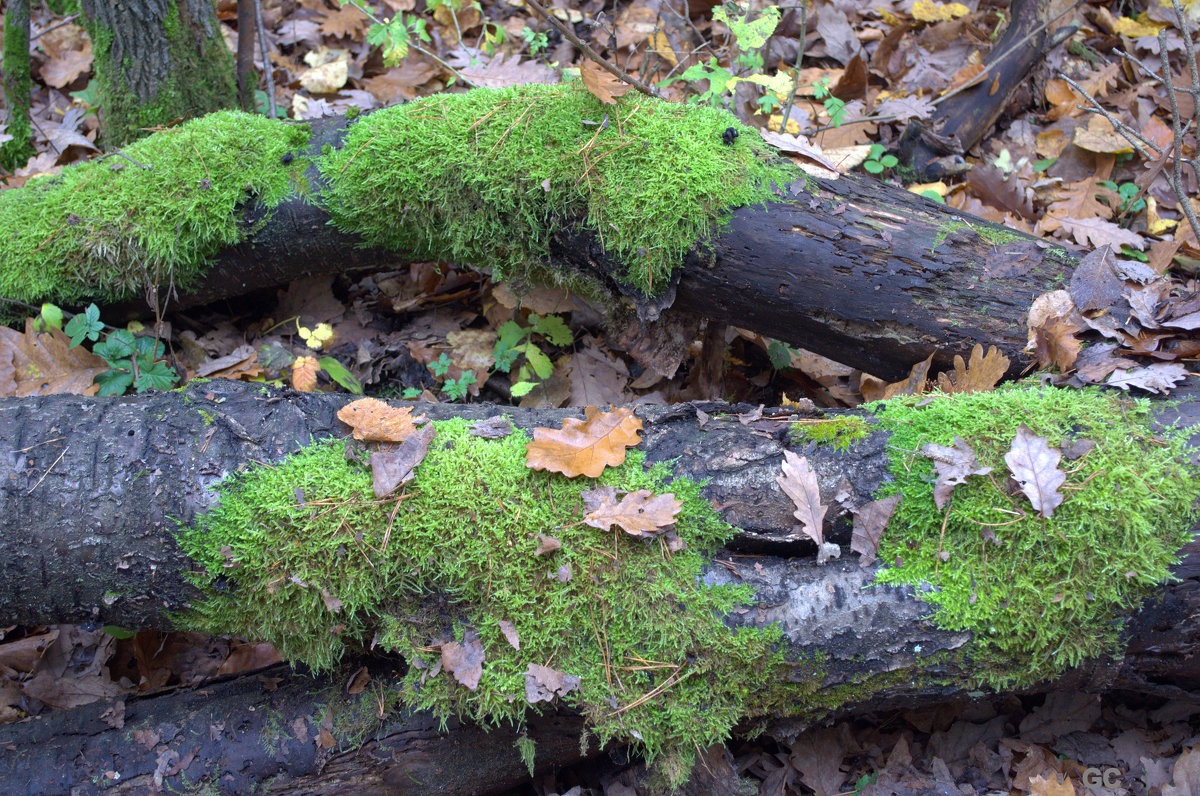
[1033, 314, 1083, 371]
[438, 629, 485, 691]
[1029, 774, 1078, 796]
[1004, 425, 1066, 519]
[524, 663, 580, 704]
[460, 53, 559, 88]
[525, 406, 642, 478]
[1106, 363, 1189, 394]
[859, 352, 934, 402]
[291, 355, 319, 392]
[582, 486, 682, 537]
[851, 494, 901, 566]
[921, 437, 993, 509]
[370, 423, 435, 498]
[936, 344, 1009, 393]
[579, 60, 631, 104]
[498, 620, 520, 650]
[776, 450, 827, 545]
[337, 398, 427, 442]
[0, 320, 107, 397]
[317, 4, 371, 38]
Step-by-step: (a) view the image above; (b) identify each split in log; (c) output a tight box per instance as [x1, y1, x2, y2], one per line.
[0, 380, 1196, 789]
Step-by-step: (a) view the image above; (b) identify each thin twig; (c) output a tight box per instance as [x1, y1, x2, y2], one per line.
[253, 0, 277, 118]
[779, 1, 808, 134]
[1160, 28, 1200, 245]
[1056, 70, 1162, 158]
[524, 0, 661, 99]
[31, 13, 79, 41]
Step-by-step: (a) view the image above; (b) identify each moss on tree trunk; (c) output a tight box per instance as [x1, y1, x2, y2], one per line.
[1, 0, 35, 172]
[81, 0, 237, 146]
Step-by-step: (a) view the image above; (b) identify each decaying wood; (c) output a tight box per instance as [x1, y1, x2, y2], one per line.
[83, 114, 1077, 384]
[0, 381, 1197, 792]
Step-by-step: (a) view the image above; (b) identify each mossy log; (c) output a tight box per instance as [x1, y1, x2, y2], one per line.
[0, 380, 1196, 792]
[0, 85, 1074, 382]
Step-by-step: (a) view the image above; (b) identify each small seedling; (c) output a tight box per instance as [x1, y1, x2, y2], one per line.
[863, 143, 898, 174]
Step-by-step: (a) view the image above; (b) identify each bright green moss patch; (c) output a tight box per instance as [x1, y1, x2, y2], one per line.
[0, 111, 308, 307]
[869, 386, 1199, 687]
[319, 83, 797, 296]
[177, 419, 782, 781]
[789, 415, 872, 451]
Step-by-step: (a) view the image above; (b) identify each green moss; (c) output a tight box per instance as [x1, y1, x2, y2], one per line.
[177, 419, 783, 782]
[789, 415, 872, 451]
[931, 219, 1026, 253]
[1, 0, 35, 172]
[0, 111, 308, 308]
[868, 386, 1199, 687]
[319, 84, 797, 296]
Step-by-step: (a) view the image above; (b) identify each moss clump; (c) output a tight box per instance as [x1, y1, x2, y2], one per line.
[319, 83, 797, 296]
[0, 111, 308, 307]
[177, 419, 782, 781]
[869, 386, 1199, 687]
[789, 415, 872, 451]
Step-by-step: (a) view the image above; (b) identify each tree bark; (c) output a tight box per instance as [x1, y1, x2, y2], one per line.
[118, 112, 1072, 384]
[80, 0, 237, 145]
[0, 0, 35, 172]
[0, 381, 1197, 793]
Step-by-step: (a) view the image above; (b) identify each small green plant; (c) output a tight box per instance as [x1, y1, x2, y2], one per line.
[57, 303, 179, 395]
[430, 352, 453, 378]
[1098, 179, 1146, 216]
[669, 2, 843, 127]
[521, 26, 549, 56]
[494, 313, 573, 397]
[401, 387, 422, 399]
[862, 143, 898, 175]
[441, 370, 476, 400]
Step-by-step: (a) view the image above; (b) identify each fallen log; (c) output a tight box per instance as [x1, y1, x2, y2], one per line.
[0, 379, 1196, 791]
[0, 85, 1075, 382]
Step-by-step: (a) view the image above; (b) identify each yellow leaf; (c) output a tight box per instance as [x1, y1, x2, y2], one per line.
[1111, 14, 1166, 37]
[1146, 196, 1177, 235]
[337, 398, 427, 442]
[907, 180, 948, 197]
[650, 31, 677, 66]
[912, 0, 969, 22]
[579, 60, 630, 105]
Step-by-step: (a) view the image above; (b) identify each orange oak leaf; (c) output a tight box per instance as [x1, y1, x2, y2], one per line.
[936, 344, 1009, 394]
[579, 60, 631, 104]
[337, 398, 427, 443]
[525, 406, 642, 478]
[291, 356, 319, 393]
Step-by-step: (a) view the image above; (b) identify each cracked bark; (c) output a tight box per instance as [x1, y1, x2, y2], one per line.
[0, 381, 1196, 793]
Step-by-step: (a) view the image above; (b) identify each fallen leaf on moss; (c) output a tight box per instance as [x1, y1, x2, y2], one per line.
[469, 416, 514, 438]
[534, 534, 561, 556]
[1004, 425, 1066, 519]
[370, 423, 435, 498]
[1106, 363, 1189, 394]
[498, 620, 520, 650]
[338, 398, 427, 442]
[579, 60, 631, 104]
[524, 663, 581, 704]
[438, 629, 485, 691]
[582, 486, 682, 537]
[921, 437, 992, 509]
[525, 406, 642, 478]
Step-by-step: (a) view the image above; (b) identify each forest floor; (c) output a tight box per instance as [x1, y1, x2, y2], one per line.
[1, 0, 1199, 793]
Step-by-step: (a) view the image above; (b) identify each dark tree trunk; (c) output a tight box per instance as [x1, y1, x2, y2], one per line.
[80, 0, 237, 145]
[0, 0, 35, 172]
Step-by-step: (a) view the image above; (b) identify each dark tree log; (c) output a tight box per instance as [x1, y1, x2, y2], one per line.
[0, 381, 1197, 792]
[155, 112, 1072, 382]
[0, 658, 596, 796]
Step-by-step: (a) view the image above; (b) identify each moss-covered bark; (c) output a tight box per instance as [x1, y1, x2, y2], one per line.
[80, 0, 237, 146]
[0, 0, 35, 171]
